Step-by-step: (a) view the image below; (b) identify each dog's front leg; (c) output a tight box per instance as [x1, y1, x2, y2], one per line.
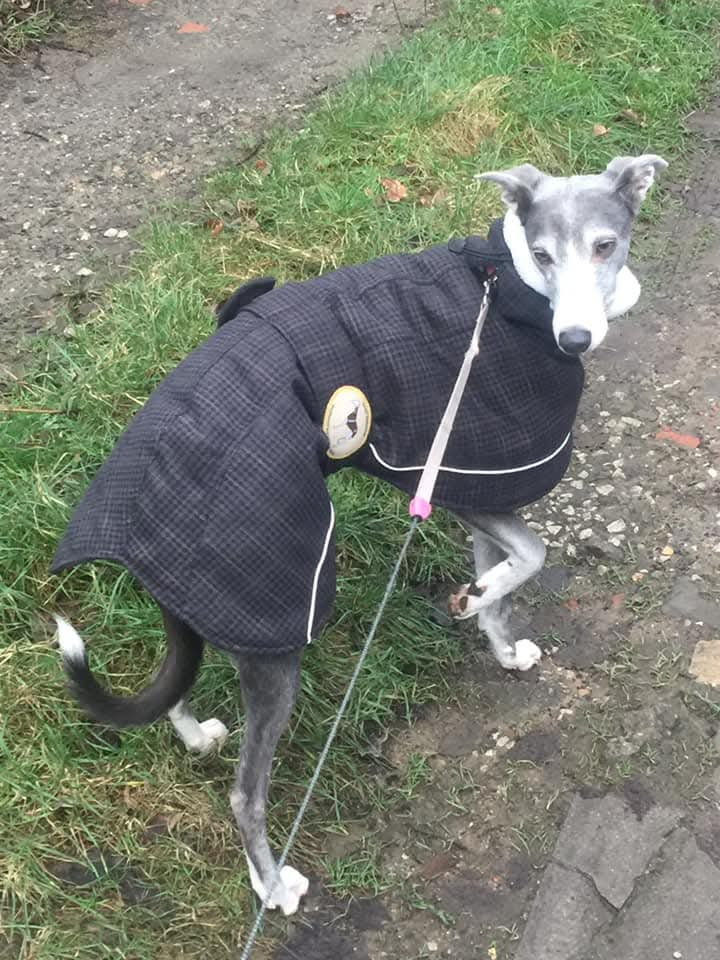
[450, 512, 545, 671]
[230, 648, 309, 916]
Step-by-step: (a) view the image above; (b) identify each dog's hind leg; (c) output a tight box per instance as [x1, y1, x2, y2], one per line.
[230, 648, 308, 916]
[450, 512, 544, 672]
[167, 700, 229, 755]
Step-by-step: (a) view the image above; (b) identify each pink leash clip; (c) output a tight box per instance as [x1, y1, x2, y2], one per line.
[409, 273, 495, 521]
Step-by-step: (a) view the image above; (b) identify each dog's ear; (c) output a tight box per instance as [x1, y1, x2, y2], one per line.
[475, 164, 545, 221]
[605, 154, 668, 214]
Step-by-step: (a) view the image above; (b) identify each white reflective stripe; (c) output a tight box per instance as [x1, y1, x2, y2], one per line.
[306, 501, 335, 644]
[368, 431, 571, 477]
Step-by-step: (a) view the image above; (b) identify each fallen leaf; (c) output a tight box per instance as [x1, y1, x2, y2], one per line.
[655, 427, 701, 449]
[206, 218, 224, 237]
[661, 545, 674, 557]
[488, 948, 498, 960]
[254, 158, 271, 176]
[144, 812, 182, 838]
[610, 593, 625, 608]
[619, 107, 645, 126]
[381, 177, 408, 203]
[335, 5, 352, 20]
[419, 186, 450, 207]
[593, 123, 609, 137]
[486, 5, 502, 14]
[565, 597, 580, 611]
[177, 21, 210, 33]
[128, 0, 152, 5]
[417, 851, 457, 880]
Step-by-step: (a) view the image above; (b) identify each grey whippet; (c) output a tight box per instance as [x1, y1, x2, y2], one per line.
[54, 154, 666, 916]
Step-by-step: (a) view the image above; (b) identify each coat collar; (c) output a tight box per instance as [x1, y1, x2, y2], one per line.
[450, 219, 568, 356]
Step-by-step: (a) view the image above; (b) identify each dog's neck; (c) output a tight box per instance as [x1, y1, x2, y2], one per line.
[502, 210, 641, 320]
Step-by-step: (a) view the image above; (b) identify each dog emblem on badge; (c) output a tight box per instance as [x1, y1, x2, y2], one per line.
[323, 385, 372, 459]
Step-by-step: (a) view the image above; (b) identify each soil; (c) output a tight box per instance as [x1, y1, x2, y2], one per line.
[273, 103, 720, 958]
[0, 0, 436, 383]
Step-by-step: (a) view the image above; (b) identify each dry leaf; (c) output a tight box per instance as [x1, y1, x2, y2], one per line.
[619, 107, 644, 125]
[335, 5, 352, 20]
[419, 186, 450, 207]
[255, 159, 271, 176]
[593, 123, 609, 137]
[417, 851, 456, 880]
[381, 178, 408, 203]
[486, 5, 503, 14]
[177, 21, 210, 34]
[208, 219, 224, 237]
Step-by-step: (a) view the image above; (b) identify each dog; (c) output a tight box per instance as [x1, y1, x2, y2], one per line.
[51, 154, 666, 916]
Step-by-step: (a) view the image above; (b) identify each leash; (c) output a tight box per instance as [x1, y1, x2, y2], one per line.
[237, 274, 495, 960]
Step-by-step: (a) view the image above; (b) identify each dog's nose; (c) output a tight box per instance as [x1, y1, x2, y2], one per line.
[558, 327, 592, 356]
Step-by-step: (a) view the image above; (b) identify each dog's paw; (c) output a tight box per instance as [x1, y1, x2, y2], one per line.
[448, 583, 485, 619]
[190, 718, 229, 755]
[249, 863, 309, 916]
[500, 638, 542, 672]
[274, 866, 310, 916]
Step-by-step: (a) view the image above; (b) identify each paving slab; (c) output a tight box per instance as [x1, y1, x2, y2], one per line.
[513, 862, 614, 960]
[587, 829, 720, 960]
[553, 794, 682, 909]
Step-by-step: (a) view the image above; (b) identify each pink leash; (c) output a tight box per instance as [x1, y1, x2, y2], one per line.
[409, 270, 496, 520]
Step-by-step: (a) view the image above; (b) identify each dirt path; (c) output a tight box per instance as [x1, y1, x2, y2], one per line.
[0, 0, 434, 381]
[272, 103, 720, 959]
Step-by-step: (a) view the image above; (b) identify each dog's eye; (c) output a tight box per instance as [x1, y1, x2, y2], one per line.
[533, 249, 553, 267]
[594, 238, 616, 257]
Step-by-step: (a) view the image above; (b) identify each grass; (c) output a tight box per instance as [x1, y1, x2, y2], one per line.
[0, 0, 57, 54]
[1, 0, 720, 956]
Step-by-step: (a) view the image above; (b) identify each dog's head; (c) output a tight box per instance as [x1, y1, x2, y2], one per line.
[477, 155, 667, 355]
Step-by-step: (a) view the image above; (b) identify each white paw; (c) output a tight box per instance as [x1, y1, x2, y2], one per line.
[191, 718, 229, 755]
[500, 638, 542, 672]
[248, 861, 309, 916]
[448, 582, 485, 620]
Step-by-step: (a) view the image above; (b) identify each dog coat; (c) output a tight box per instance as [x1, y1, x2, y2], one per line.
[51, 219, 584, 654]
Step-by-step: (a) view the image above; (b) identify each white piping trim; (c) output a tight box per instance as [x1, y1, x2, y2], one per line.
[306, 501, 335, 644]
[368, 431, 572, 477]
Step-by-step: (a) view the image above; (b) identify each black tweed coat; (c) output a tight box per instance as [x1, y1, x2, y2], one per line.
[52, 220, 584, 654]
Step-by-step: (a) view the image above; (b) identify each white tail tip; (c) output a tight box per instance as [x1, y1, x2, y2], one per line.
[53, 614, 87, 663]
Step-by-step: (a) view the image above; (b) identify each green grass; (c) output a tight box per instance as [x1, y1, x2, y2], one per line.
[0, 0, 57, 54]
[1, 0, 719, 956]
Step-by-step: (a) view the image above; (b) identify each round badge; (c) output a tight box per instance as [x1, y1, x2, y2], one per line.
[322, 385, 372, 460]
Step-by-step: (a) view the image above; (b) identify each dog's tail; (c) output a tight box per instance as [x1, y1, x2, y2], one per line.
[53, 614, 203, 728]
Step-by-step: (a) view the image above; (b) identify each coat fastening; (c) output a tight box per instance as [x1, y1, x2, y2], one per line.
[52, 219, 585, 654]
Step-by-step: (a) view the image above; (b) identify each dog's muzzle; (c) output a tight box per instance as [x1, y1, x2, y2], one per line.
[558, 326, 592, 356]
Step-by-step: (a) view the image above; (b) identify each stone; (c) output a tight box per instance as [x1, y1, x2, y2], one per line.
[513, 862, 614, 960]
[553, 794, 682, 909]
[588, 831, 720, 960]
[664, 578, 720, 628]
[606, 519, 626, 534]
[689, 639, 720, 687]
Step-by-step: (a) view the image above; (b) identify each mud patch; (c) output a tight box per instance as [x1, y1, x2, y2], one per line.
[0, 0, 437, 379]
